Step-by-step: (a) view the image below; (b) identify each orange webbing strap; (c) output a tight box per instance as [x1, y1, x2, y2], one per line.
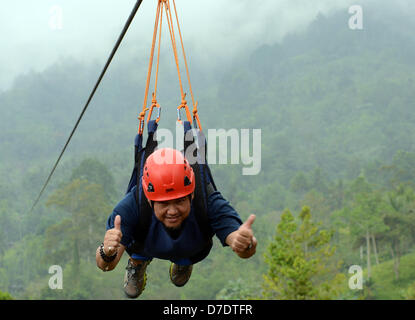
[140, 0, 202, 132]
[139, 0, 162, 134]
[153, 0, 163, 101]
[147, 0, 164, 124]
[171, 0, 201, 130]
[193, 101, 202, 131]
[164, 0, 193, 124]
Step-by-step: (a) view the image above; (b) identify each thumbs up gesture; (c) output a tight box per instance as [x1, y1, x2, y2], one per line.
[103, 215, 123, 257]
[228, 214, 257, 259]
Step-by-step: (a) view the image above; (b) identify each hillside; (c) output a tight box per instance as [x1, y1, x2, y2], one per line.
[365, 252, 415, 300]
[1, 2, 415, 300]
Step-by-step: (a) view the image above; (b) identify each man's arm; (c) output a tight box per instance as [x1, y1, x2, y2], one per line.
[225, 214, 257, 259]
[96, 215, 125, 271]
[207, 190, 257, 259]
[96, 244, 125, 271]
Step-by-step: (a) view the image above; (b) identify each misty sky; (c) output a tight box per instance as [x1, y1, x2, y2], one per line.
[0, 0, 383, 91]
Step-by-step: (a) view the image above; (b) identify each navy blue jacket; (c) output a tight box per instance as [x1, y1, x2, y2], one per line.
[106, 186, 242, 264]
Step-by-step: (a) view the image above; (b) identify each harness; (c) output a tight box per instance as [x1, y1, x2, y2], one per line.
[125, 120, 217, 256]
[123, 0, 217, 257]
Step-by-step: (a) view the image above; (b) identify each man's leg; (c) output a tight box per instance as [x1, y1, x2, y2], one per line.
[169, 258, 193, 287]
[124, 254, 152, 299]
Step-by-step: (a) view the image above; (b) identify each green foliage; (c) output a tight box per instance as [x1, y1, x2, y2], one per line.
[216, 278, 257, 300]
[262, 207, 346, 300]
[387, 151, 415, 188]
[70, 158, 117, 201]
[290, 172, 310, 195]
[403, 282, 415, 300]
[382, 185, 415, 280]
[363, 252, 415, 300]
[1, 234, 48, 294]
[1, 3, 415, 300]
[45, 179, 111, 266]
[333, 176, 389, 240]
[27, 259, 121, 300]
[0, 290, 13, 300]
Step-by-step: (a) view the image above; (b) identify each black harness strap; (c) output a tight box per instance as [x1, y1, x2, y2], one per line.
[190, 157, 213, 240]
[129, 121, 159, 254]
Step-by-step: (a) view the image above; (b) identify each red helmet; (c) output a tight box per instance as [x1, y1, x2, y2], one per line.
[142, 148, 195, 202]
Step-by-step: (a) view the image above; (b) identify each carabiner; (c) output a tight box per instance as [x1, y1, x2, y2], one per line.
[147, 93, 162, 123]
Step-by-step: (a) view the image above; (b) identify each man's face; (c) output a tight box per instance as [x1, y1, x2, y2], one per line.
[152, 194, 192, 229]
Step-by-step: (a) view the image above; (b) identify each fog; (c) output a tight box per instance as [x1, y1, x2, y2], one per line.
[1, 0, 361, 91]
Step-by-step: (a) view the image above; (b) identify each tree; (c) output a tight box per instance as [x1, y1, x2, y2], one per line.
[216, 278, 256, 300]
[0, 201, 22, 252]
[388, 151, 415, 188]
[383, 185, 415, 280]
[70, 158, 117, 201]
[262, 206, 345, 300]
[403, 281, 415, 300]
[0, 290, 13, 300]
[290, 172, 310, 195]
[333, 176, 388, 278]
[45, 179, 111, 282]
[309, 168, 329, 194]
[300, 190, 331, 226]
[326, 179, 346, 211]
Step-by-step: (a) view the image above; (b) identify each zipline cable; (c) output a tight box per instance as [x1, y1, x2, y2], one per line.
[29, 0, 145, 213]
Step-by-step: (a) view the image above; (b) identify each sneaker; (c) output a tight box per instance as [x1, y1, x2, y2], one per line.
[123, 259, 151, 298]
[169, 263, 193, 287]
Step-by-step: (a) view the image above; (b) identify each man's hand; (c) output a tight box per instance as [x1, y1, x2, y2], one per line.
[226, 214, 257, 259]
[103, 215, 123, 256]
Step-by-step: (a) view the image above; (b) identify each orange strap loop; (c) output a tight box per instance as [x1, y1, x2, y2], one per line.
[192, 101, 202, 131]
[176, 94, 193, 125]
[147, 93, 161, 123]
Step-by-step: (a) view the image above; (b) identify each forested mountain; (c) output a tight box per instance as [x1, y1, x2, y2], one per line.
[1, 2, 415, 299]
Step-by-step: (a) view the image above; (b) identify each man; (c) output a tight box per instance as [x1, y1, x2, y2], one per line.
[96, 148, 257, 299]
